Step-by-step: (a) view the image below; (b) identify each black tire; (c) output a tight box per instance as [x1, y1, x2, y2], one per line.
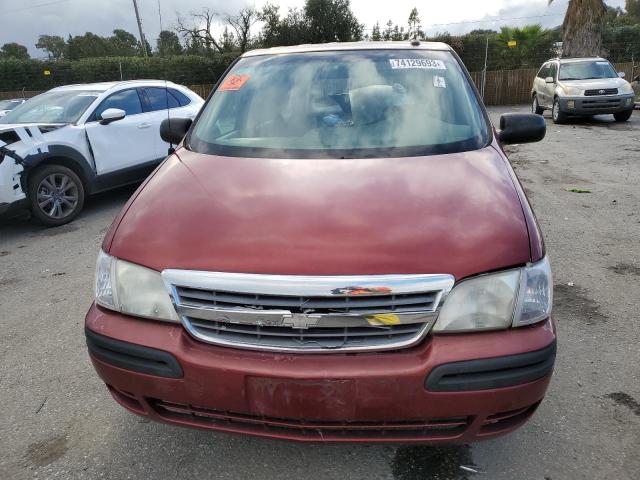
[532, 95, 545, 115]
[552, 99, 567, 124]
[613, 109, 633, 122]
[28, 164, 85, 227]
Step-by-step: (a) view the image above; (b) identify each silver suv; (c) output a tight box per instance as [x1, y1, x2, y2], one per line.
[531, 57, 635, 124]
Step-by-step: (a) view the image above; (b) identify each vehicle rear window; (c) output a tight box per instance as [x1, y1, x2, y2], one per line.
[143, 87, 190, 111]
[188, 49, 490, 159]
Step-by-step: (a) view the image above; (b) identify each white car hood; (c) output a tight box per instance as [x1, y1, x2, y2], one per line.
[560, 77, 630, 90]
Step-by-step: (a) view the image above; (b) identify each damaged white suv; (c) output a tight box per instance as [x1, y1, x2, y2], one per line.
[0, 81, 203, 226]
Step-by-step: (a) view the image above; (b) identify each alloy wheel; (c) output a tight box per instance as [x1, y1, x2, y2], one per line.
[36, 173, 80, 219]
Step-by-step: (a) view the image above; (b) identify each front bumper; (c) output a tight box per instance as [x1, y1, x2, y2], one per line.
[85, 303, 556, 444]
[559, 94, 635, 115]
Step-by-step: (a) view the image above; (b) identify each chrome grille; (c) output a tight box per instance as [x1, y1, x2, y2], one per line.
[188, 318, 428, 350]
[175, 286, 439, 314]
[162, 271, 455, 353]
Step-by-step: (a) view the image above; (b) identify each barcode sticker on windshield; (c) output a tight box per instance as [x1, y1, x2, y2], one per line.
[433, 76, 447, 88]
[389, 59, 446, 70]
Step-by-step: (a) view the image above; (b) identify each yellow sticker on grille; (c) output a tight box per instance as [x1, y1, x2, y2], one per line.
[366, 314, 401, 326]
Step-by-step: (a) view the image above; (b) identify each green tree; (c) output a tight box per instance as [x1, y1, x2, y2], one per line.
[371, 22, 382, 41]
[304, 0, 363, 43]
[109, 29, 140, 56]
[0, 42, 30, 60]
[549, 0, 607, 57]
[407, 7, 423, 40]
[67, 32, 113, 59]
[157, 30, 183, 56]
[35, 35, 66, 59]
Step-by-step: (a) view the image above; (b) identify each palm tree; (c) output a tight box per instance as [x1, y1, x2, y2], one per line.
[550, 0, 607, 57]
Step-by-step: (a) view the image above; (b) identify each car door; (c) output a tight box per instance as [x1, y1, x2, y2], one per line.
[545, 62, 558, 107]
[84, 88, 157, 175]
[536, 63, 551, 106]
[139, 87, 198, 159]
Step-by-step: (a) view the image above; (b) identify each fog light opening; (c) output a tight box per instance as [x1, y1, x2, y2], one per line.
[567, 100, 575, 110]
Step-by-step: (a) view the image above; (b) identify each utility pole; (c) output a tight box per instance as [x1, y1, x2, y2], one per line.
[481, 35, 489, 100]
[132, 0, 148, 58]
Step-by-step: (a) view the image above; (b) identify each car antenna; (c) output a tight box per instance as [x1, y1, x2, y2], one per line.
[157, 0, 174, 155]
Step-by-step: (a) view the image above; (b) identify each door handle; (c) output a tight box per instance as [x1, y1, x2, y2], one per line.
[137, 122, 152, 129]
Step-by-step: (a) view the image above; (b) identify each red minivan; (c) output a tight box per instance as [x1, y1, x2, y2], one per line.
[86, 42, 555, 443]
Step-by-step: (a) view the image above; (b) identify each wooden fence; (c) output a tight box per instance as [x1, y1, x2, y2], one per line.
[0, 62, 635, 106]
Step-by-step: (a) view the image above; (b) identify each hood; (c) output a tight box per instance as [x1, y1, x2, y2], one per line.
[107, 147, 531, 280]
[560, 77, 629, 91]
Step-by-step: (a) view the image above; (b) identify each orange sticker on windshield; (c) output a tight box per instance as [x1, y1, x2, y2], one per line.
[219, 74, 250, 91]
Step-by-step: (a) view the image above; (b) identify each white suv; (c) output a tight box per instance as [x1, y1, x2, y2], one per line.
[0, 80, 203, 226]
[531, 57, 635, 124]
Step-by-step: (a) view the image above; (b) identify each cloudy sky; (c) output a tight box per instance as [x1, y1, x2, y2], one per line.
[1, 0, 626, 57]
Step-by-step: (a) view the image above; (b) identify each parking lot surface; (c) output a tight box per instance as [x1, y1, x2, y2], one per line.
[1, 106, 639, 480]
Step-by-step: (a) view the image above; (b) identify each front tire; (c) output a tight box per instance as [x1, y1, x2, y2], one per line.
[532, 95, 545, 115]
[613, 109, 633, 122]
[552, 99, 567, 124]
[28, 165, 85, 227]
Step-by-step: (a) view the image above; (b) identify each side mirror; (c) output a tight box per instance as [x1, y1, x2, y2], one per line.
[545, 76, 555, 84]
[497, 113, 546, 145]
[617, 71, 626, 78]
[160, 117, 192, 145]
[99, 108, 126, 125]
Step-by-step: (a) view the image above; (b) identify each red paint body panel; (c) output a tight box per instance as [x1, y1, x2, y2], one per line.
[107, 146, 533, 279]
[86, 304, 555, 443]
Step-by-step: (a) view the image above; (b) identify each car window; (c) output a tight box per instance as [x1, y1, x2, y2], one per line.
[537, 64, 550, 79]
[92, 89, 143, 119]
[0, 100, 22, 110]
[170, 89, 191, 107]
[143, 87, 178, 111]
[0, 91, 99, 124]
[559, 61, 618, 81]
[549, 63, 558, 80]
[188, 50, 490, 159]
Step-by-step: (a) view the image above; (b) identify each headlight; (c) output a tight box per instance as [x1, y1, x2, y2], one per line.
[559, 85, 583, 96]
[95, 250, 179, 323]
[433, 257, 552, 333]
[619, 83, 634, 95]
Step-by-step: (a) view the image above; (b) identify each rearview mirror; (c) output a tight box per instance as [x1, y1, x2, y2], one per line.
[100, 108, 126, 125]
[618, 71, 626, 78]
[497, 113, 546, 145]
[160, 117, 193, 145]
[545, 76, 555, 84]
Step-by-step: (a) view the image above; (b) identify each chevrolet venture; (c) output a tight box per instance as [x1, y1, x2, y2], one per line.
[86, 42, 555, 444]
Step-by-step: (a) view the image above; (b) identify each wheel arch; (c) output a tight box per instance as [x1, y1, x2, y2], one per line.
[21, 145, 95, 193]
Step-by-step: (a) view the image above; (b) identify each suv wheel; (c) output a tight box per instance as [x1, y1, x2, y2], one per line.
[613, 110, 633, 122]
[552, 99, 567, 124]
[532, 95, 545, 115]
[28, 165, 85, 227]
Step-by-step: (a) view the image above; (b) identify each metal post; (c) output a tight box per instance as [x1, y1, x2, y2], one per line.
[481, 36, 489, 100]
[132, 0, 148, 58]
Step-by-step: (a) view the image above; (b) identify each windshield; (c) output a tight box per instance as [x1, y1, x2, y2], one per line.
[0, 90, 99, 124]
[188, 50, 489, 159]
[0, 100, 22, 111]
[559, 61, 618, 81]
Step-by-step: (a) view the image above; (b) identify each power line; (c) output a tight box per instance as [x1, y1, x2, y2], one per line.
[2, 0, 74, 15]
